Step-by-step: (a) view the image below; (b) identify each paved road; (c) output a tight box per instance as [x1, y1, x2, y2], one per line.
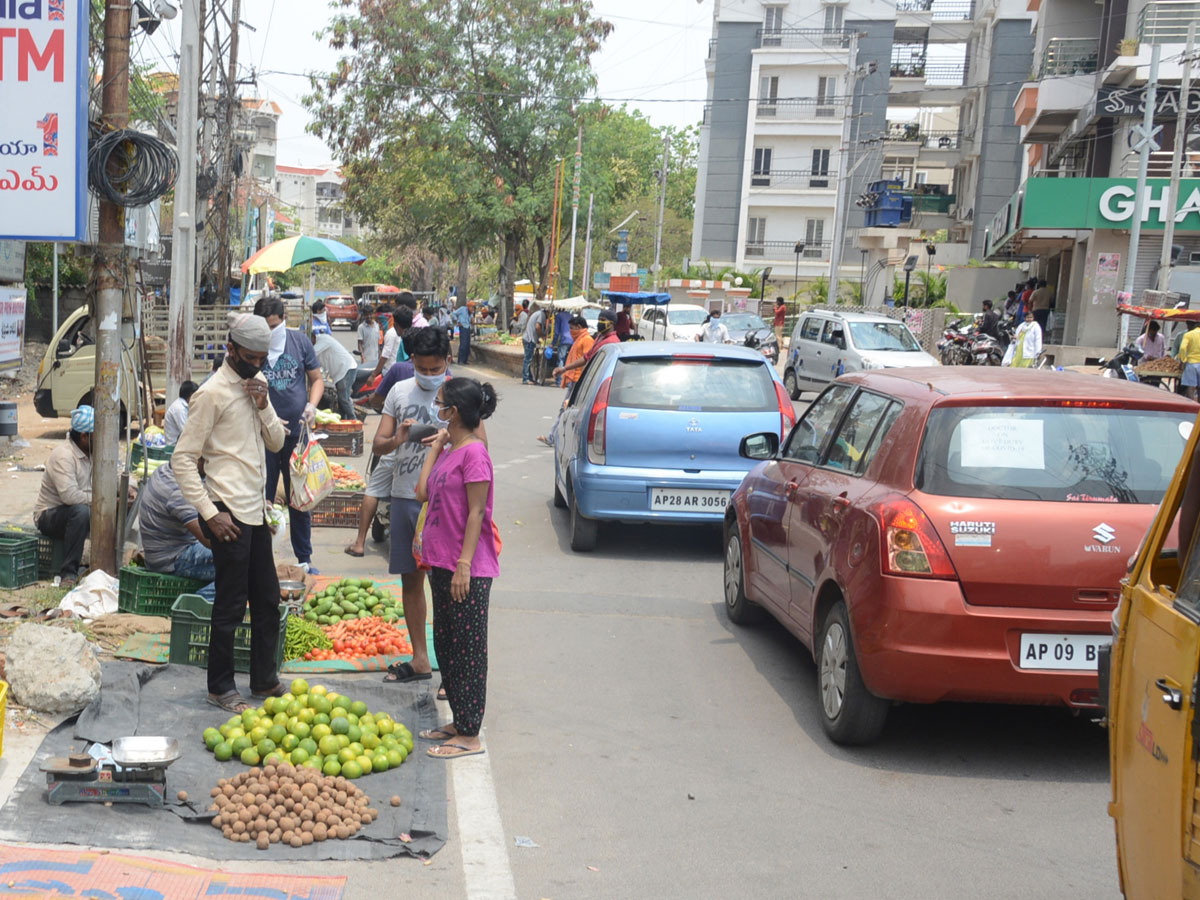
[0, 330, 1109, 897]
[317, 326, 1120, 899]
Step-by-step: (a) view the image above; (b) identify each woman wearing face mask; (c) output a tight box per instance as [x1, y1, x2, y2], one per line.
[414, 377, 499, 759]
[373, 326, 452, 686]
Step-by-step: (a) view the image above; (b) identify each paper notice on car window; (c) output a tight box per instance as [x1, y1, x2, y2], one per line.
[960, 418, 1045, 469]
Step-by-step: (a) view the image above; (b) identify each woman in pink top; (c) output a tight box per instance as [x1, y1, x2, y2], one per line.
[415, 377, 499, 759]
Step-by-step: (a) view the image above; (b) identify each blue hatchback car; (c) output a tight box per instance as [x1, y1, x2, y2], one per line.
[552, 340, 796, 550]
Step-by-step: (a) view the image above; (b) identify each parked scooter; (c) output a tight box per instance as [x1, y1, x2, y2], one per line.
[1098, 344, 1145, 379]
[970, 320, 1013, 367]
[938, 318, 975, 366]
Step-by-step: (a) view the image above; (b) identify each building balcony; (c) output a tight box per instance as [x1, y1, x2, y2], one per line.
[1138, 1, 1200, 43]
[889, 59, 967, 86]
[1014, 75, 1095, 142]
[749, 169, 837, 191]
[913, 193, 956, 214]
[1036, 37, 1099, 79]
[884, 123, 965, 150]
[755, 98, 842, 120]
[895, 0, 974, 19]
[757, 28, 850, 50]
[745, 240, 832, 261]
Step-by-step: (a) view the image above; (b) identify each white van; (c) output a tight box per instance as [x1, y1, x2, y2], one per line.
[34, 306, 141, 421]
[782, 309, 938, 398]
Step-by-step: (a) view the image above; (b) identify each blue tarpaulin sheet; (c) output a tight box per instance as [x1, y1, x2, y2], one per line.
[602, 291, 671, 305]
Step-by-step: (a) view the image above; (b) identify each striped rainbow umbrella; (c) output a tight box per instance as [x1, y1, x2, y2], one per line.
[241, 235, 366, 274]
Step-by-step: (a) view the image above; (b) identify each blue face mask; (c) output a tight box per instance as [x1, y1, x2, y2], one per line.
[415, 371, 443, 392]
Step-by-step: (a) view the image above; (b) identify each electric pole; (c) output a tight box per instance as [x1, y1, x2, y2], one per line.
[568, 126, 582, 296]
[1159, 24, 1195, 292]
[168, 0, 202, 402]
[826, 31, 860, 305]
[92, 0, 134, 575]
[1121, 42, 1160, 345]
[652, 134, 668, 292]
[582, 193, 595, 300]
[212, 0, 242, 300]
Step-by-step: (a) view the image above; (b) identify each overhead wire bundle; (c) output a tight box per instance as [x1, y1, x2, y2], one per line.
[87, 126, 178, 208]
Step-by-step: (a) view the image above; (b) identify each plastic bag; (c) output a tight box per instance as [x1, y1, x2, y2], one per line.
[412, 502, 429, 570]
[289, 423, 335, 512]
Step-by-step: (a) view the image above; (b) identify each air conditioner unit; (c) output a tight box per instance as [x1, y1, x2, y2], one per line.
[1189, 251, 1200, 265]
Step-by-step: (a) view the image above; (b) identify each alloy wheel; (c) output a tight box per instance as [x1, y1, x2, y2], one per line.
[821, 622, 848, 720]
[724, 534, 742, 610]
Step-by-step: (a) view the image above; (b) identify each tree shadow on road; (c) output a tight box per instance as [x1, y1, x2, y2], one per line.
[709, 601, 1109, 784]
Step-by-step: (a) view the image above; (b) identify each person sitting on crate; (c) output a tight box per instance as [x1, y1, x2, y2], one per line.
[33, 405, 95, 587]
[138, 459, 216, 601]
[174, 314, 289, 714]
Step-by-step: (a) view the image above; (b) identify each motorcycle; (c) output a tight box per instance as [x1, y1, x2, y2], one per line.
[742, 327, 779, 363]
[1098, 344, 1145, 380]
[937, 318, 975, 366]
[969, 321, 1013, 367]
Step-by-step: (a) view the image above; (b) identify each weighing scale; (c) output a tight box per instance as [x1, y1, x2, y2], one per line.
[41, 736, 181, 808]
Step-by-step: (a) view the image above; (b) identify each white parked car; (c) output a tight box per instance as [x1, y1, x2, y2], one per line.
[637, 303, 710, 342]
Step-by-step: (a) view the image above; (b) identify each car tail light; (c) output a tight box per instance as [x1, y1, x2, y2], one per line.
[774, 380, 796, 439]
[586, 376, 611, 464]
[872, 495, 957, 579]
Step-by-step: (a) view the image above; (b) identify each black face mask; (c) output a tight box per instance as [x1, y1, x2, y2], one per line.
[229, 350, 262, 379]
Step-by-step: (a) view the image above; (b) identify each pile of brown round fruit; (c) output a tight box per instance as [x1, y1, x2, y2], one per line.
[208, 761, 380, 850]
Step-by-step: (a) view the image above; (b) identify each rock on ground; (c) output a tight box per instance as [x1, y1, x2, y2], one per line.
[6, 622, 101, 713]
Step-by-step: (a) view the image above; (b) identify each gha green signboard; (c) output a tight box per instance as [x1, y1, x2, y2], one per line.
[1020, 178, 1200, 231]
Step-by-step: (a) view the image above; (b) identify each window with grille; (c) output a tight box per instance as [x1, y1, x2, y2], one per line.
[753, 148, 773, 187]
[758, 76, 779, 116]
[823, 4, 843, 44]
[805, 219, 824, 256]
[811, 148, 830, 187]
[747, 217, 767, 255]
[763, 6, 784, 45]
[817, 76, 836, 117]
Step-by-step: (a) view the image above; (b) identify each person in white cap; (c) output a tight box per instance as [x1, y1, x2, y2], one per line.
[174, 314, 289, 714]
[33, 405, 95, 585]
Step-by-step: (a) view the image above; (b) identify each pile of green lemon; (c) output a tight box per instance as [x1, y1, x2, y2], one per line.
[201, 679, 414, 780]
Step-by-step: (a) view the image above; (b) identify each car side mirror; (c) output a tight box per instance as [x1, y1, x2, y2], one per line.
[739, 432, 779, 460]
[833, 335, 846, 350]
[56, 339, 72, 357]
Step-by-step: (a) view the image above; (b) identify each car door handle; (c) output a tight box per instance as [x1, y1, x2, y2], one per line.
[832, 493, 850, 511]
[1155, 677, 1184, 710]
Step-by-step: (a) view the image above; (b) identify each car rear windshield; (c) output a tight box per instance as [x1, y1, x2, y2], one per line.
[609, 357, 777, 412]
[849, 321, 921, 352]
[915, 405, 1193, 503]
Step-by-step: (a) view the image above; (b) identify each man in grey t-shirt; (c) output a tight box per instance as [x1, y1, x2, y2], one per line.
[370, 326, 452, 684]
[521, 306, 545, 384]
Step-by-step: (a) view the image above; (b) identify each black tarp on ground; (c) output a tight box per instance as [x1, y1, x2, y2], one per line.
[0, 662, 447, 860]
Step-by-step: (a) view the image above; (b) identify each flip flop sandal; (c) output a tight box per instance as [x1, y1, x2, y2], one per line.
[251, 683, 287, 699]
[0, 604, 30, 618]
[383, 662, 432, 683]
[427, 743, 485, 759]
[436, 684, 446, 702]
[207, 691, 251, 713]
[344, 547, 365, 558]
[419, 726, 457, 741]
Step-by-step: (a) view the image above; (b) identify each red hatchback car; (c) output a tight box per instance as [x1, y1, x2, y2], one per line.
[723, 367, 1197, 744]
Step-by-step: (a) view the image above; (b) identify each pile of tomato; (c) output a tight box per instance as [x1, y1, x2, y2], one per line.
[302, 616, 413, 661]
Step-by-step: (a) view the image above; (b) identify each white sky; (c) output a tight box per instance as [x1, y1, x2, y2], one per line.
[137, 0, 714, 168]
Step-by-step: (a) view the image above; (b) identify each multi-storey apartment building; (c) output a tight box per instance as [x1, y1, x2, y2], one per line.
[692, 0, 1033, 300]
[992, 0, 1200, 356]
[274, 165, 366, 241]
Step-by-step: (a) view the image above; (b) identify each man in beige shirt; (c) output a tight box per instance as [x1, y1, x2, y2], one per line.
[1029, 279, 1053, 333]
[33, 405, 94, 585]
[174, 315, 288, 713]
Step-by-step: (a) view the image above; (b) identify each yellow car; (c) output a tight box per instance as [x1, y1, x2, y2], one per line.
[1109, 410, 1200, 898]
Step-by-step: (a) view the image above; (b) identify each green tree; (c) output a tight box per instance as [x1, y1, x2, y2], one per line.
[305, 0, 611, 320]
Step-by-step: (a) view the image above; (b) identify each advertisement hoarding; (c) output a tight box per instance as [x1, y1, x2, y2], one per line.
[0, 287, 27, 372]
[0, 0, 89, 242]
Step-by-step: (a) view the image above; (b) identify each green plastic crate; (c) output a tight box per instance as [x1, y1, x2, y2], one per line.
[0, 524, 57, 580]
[118, 565, 207, 617]
[168, 593, 288, 674]
[0, 534, 38, 589]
